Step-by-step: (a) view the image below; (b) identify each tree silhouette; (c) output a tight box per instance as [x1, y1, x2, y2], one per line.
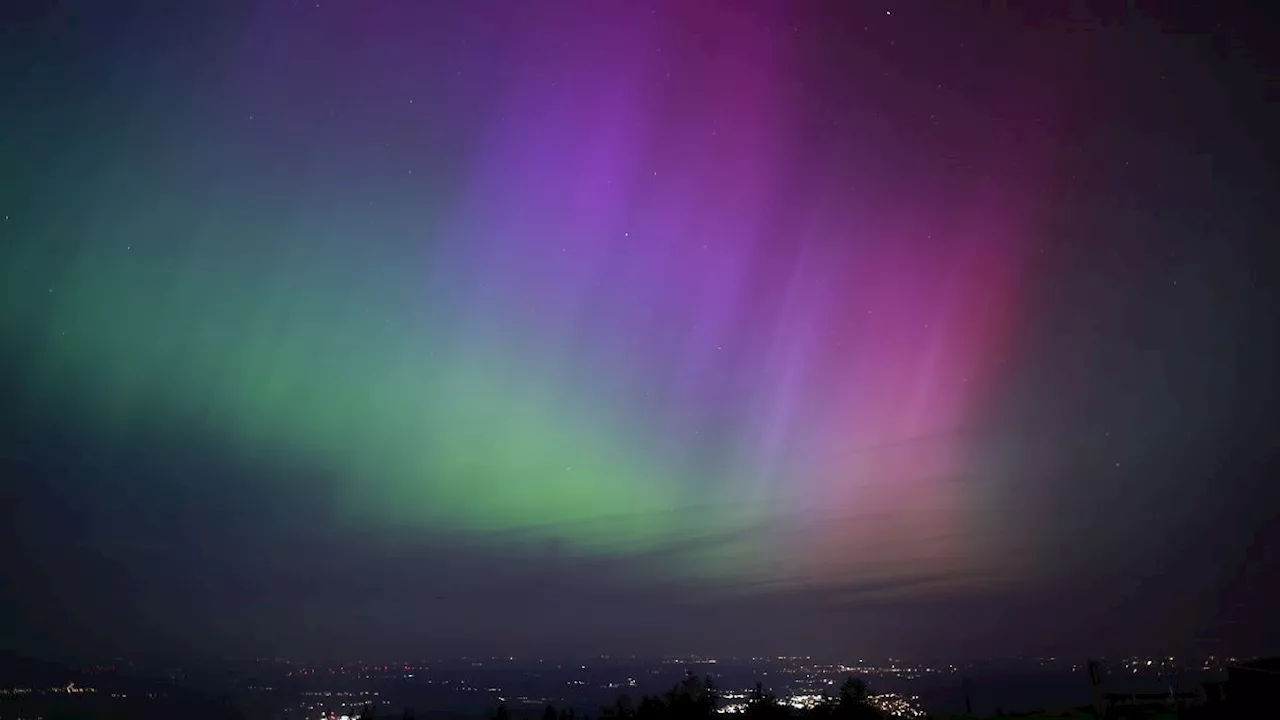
[834, 678, 881, 720]
[743, 682, 788, 720]
[604, 693, 634, 718]
[661, 671, 718, 720]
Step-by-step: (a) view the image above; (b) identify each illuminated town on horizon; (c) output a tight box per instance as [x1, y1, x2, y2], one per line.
[1, 653, 1243, 720]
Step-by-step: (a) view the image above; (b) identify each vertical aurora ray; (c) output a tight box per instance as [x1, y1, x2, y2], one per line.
[0, 1, 1062, 589]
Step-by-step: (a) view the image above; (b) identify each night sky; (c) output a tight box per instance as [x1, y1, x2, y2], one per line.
[2, 0, 1278, 662]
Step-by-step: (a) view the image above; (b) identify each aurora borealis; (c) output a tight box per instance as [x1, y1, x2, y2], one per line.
[3, 1, 1279, 659]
